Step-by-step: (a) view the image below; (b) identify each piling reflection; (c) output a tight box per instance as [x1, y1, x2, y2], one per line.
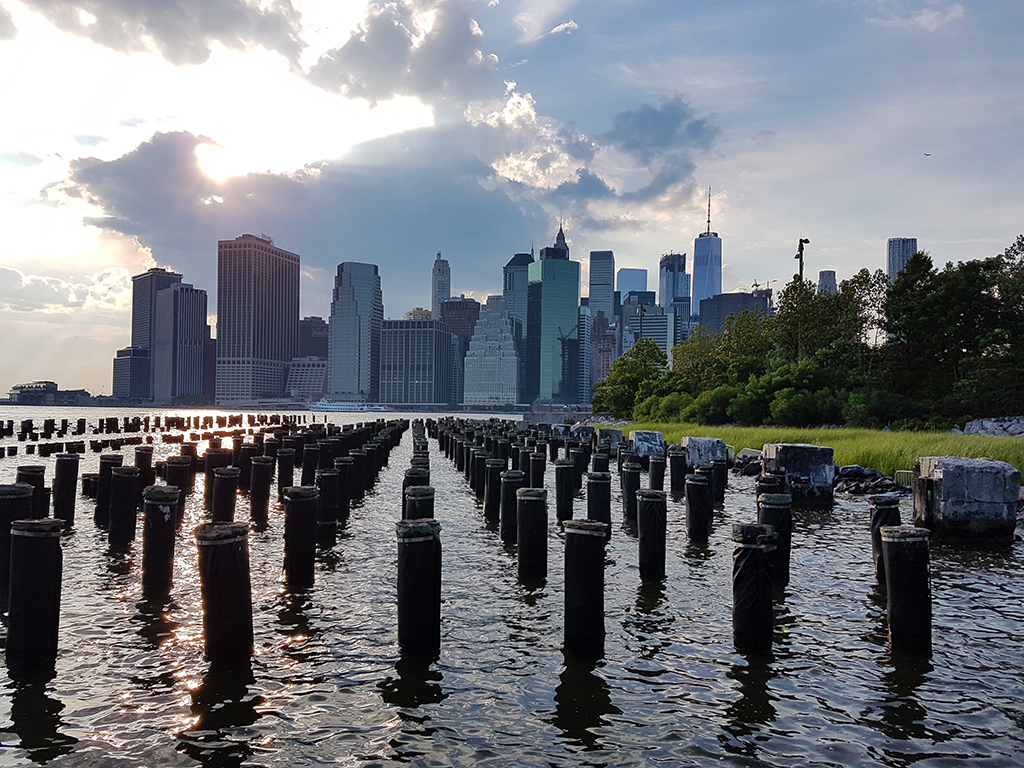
[866, 653, 934, 741]
[275, 590, 321, 666]
[132, 597, 179, 648]
[378, 656, 447, 709]
[177, 664, 261, 767]
[720, 655, 777, 757]
[552, 657, 620, 749]
[6, 680, 78, 763]
[622, 581, 673, 660]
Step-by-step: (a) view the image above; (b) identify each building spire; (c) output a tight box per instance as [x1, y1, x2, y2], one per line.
[705, 186, 712, 236]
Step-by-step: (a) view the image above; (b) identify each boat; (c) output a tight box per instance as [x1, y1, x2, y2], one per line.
[307, 398, 392, 413]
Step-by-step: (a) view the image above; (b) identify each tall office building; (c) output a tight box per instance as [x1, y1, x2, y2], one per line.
[503, 252, 534, 328]
[691, 191, 723, 316]
[216, 234, 300, 403]
[463, 295, 519, 406]
[887, 238, 918, 282]
[431, 252, 451, 318]
[111, 266, 182, 401]
[617, 268, 647, 297]
[328, 262, 383, 401]
[578, 304, 593, 405]
[588, 251, 615, 321]
[298, 316, 329, 358]
[379, 319, 453, 405]
[698, 291, 772, 334]
[659, 252, 690, 307]
[525, 226, 581, 403]
[439, 295, 481, 405]
[817, 270, 838, 295]
[153, 283, 208, 404]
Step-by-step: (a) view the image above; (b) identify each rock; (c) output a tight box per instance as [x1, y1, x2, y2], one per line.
[679, 436, 727, 469]
[629, 430, 665, 458]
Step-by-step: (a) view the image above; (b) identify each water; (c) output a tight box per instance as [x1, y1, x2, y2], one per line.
[0, 407, 1022, 767]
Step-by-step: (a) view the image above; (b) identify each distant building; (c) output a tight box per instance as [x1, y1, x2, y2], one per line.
[817, 270, 838, 295]
[7, 381, 94, 406]
[463, 295, 519, 406]
[525, 226, 581, 403]
[503, 251, 534, 330]
[112, 347, 153, 400]
[578, 304, 593, 405]
[298, 316, 329, 359]
[216, 234, 300, 404]
[659, 252, 690, 307]
[617, 268, 647, 297]
[698, 291, 772, 334]
[887, 237, 918, 282]
[439, 295, 481, 405]
[328, 262, 383, 401]
[588, 251, 615, 322]
[405, 308, 432, 320]
[153, 283, 208, 405]
[692, 192, 723, 315]
[286, 357, 328, 399]
[431, 252, 451, 318]
[379, 319, 453, 405]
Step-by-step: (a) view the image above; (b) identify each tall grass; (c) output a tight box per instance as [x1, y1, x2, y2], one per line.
[625, 421, 1024, 477]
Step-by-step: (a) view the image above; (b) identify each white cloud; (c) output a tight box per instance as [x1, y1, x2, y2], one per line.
[549, 20, 578, 36]
[513, 0, 577, 42]
[868, 3, 965, 32]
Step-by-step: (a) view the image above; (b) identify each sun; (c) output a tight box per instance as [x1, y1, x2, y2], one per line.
[194, 141, 238, 183]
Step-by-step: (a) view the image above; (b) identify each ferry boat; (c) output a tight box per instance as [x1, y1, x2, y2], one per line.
[307, 398, 392, 413]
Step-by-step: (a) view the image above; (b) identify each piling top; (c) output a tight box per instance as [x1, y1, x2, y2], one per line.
[0, 484, 34, 499]
[214, 466, 241, 477]
[485, 458, 505, 468]
[283, 485, 319, 501]
[144, 485, 181, 504]
[55, 454, 80, 462]
[396, 519, 442, 540]
[111, 466, 141, 476]
[555, 458, 574, 467]
[405, 467, 430, 478]
[166, 456, 192, 465]
[623, 462, 642, 472]
[195, 522, 249, 543]
[587, 471, 611, 482]
[758, 493, 793, 508]
[405, 485, 435, 500]
[517, 487, 547, 501]
[11, 518, 63, 536]
[334, 456, 353, 466]
[136, 445, 154, 454]
[732, 523, 777, 545]
[251, 455, 274, 465]
[563, 519, 609, 536]
[685, 473, 709, 484]
[636, 490, 666, 502]
[278, 448, 296, 457]
[315, 468, 339, 478]
[100, 453, 124, 464]
[501, 470, 525, 480]
[16, 464, 45, 473]
[868, 493, 900, 508]
[880, 526, 930, 542]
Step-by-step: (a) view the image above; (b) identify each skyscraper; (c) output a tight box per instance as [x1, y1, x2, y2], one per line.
[328, 262, 383, 401]
[659, 252, 690, 307]
[691, 190, 723, 316]
[439, 295, 481, 405]
[112, 266, 182, 401]
[588, 250, 615, 321]
[578, 304, 593, 405]
[463, 295, 519, 406]
[379, 319, 453, 405]
[525, 226, 581, 403]
[216, 234, 300, 404]
[887, 238, 918, 282]
[431, 252, 451, 318]
[817, 270, 838, 295]
[617, 268, 647, 297]
[298, 316, 329, 358]
[153, 283, 208, 404]
[503, 251, 534, 328]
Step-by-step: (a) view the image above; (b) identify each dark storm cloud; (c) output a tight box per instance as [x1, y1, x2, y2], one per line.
[0, 3, 16, 39]
[61, 130, 546, 316]
[307, 0, 498, 110]
[21, 0, 303, 65]
[600, 96, 720, 165]
[548, 169, 614, 202]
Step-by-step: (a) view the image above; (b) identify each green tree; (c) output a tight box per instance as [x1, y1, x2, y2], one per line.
[591, 338, 668, 419]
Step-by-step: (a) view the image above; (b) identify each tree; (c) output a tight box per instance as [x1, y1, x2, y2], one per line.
[591, 338, 667, 419]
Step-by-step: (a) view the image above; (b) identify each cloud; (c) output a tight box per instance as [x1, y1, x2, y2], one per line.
[73, 134, 107, 146]
[868, 3, 965, 32]
[600, 96, 720, 165]
[0, 152, 43, 166]
[306, 0, 499, 111]
[19, 0, 304, 65]
[513, 0, 576, 43]
[0, 265, 132, 314]
[0, 3, 15, 39]
[752, 130, 776, 146]
[549, 19, 577, 35]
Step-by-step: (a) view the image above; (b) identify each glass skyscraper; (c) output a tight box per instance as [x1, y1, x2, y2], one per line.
[328, 262, 383, 401]
[887, 238, 918, 282]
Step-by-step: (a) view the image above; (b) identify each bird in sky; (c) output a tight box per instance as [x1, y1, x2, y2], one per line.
[924, 153, 932, 156]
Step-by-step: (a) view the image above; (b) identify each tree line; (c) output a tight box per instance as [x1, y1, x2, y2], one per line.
[593, 235, 1024, 429]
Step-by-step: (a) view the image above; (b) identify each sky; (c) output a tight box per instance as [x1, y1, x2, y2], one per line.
[0, 0, 1021, 395]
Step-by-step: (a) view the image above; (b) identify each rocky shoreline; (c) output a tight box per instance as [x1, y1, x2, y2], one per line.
[961, 416, 1024, 438]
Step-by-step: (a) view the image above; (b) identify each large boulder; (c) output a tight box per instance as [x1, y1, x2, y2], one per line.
[629, 430, 665, 459]
[762, 443, 835, 510]
[914, 456, 1021, 542]
[679, 436, 727, 469]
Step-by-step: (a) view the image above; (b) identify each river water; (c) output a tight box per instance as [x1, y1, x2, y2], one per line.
[0, 407, 1021, 767]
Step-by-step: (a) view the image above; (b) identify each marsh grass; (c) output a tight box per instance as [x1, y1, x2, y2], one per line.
[625, 421, 1024, 477]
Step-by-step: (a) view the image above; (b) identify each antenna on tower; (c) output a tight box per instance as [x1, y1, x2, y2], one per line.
[704, 187, 712, 236]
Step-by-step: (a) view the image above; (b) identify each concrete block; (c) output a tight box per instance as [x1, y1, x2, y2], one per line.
[679, 436, 727, 469]
[629, 430, 665, 459]
[914, 456, 1021, 542]
[762, 443, 835, 510]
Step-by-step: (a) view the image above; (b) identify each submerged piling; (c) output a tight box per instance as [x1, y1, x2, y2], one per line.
[758, 493, 793, 589]
[870, 495, 902, 586]
[554, 459, 575, 522]
[404, 485, 435, 521]
[109, 466, 141, 548]
[142, 485, 179, 599]
[586, 471, 612, 536]
[881, 526, 931, 656]
[500, 470, 525, 545]
[283, 486, 318, 588]
[685, 474, 712, 543]
[732, 523, 777, 654]
[6, 518, 63, 680]
[0, 484, 34, 614]
[212, 466, 241, 523]
[637, 490, 667, 582]
[396, 518, 442, 657]
[563, 519, 608, 658]
[53, 454, 79, 526]
[517, 488, 547, 584]
[196, 522, 253, 668]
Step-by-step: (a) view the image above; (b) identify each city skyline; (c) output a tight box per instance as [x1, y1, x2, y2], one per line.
[1, 1, 1021, 394]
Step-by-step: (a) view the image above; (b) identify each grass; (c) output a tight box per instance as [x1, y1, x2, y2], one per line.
[624, 421, 1024, 477]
